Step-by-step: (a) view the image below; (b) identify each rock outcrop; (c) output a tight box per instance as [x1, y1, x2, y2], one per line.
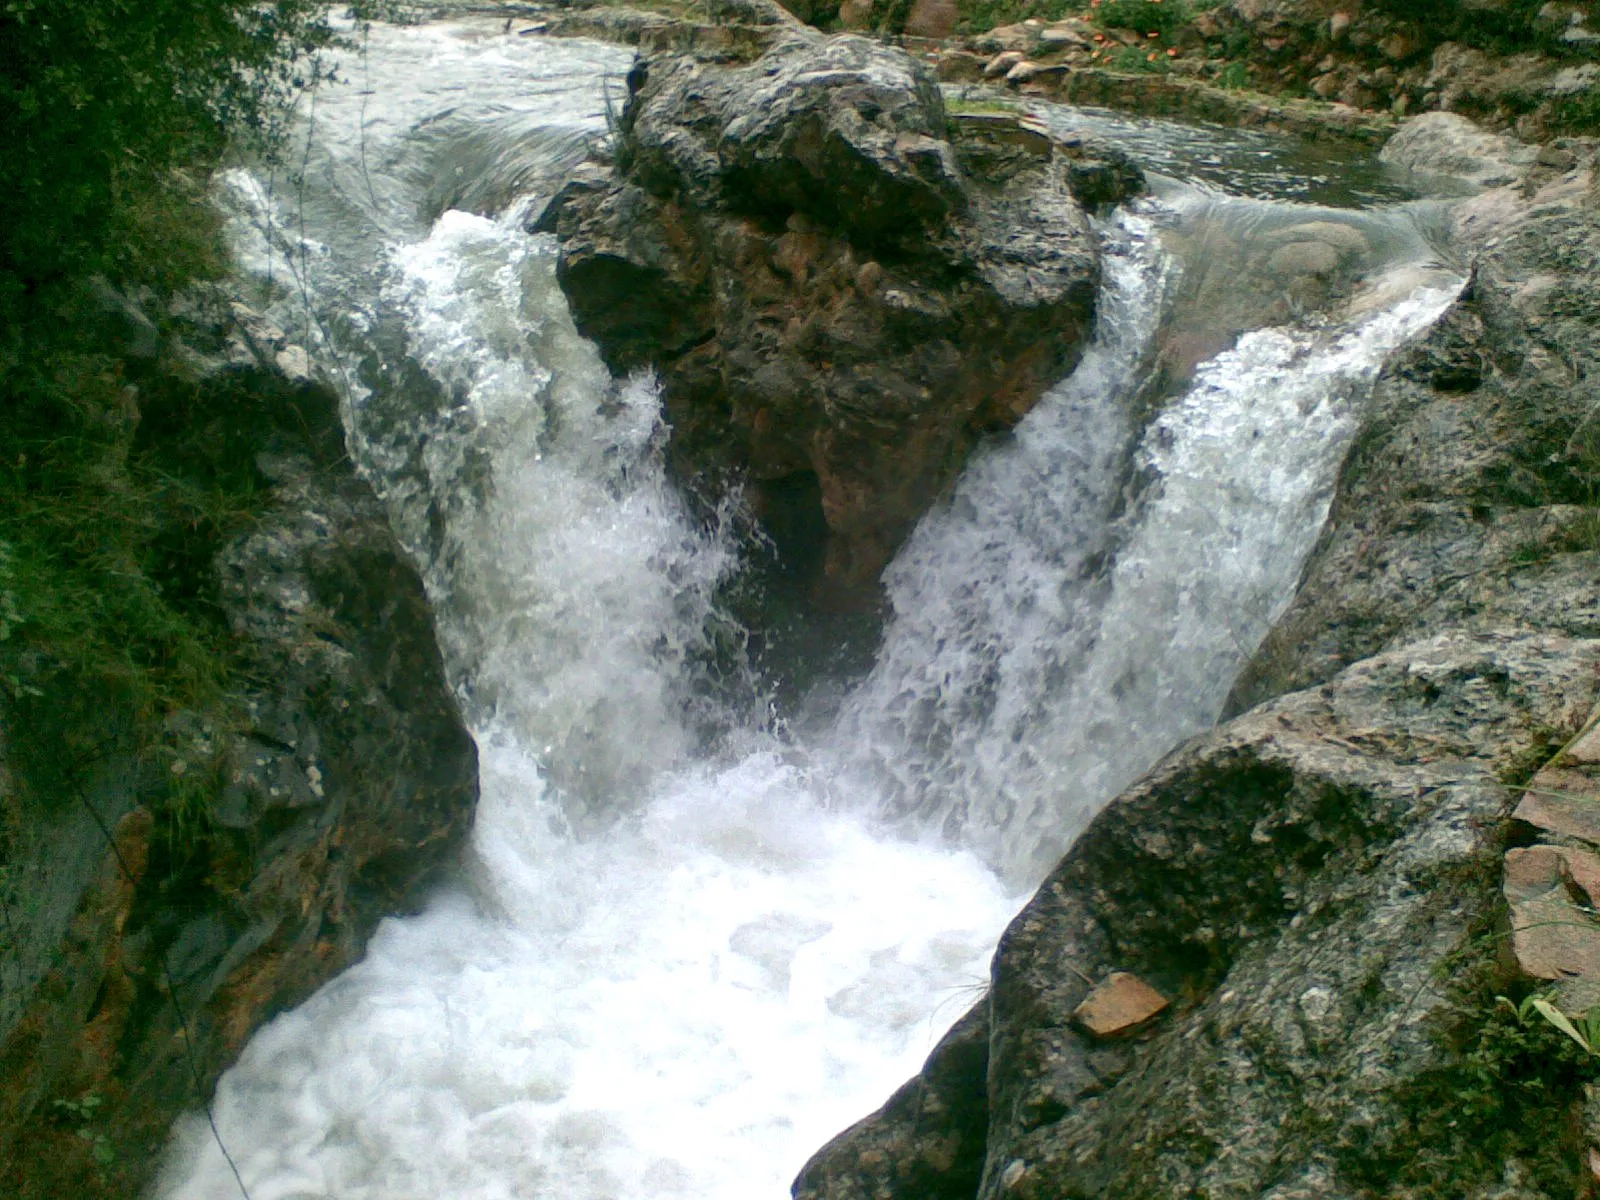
[745, 0, 1600, 141]
[0, 297, 478, 1199]
[541, 27, 1124, 596]
[796, 118, 1600, 1200]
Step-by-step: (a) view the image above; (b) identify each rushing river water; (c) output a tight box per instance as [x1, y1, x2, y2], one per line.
[160, 18, 1462, 1199]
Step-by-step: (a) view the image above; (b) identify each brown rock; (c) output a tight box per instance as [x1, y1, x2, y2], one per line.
[1566, 719, 1600, 767]
[1379, 32, 1416, 62]
[546, 34, 1098, 598]
[1505, 846, 1600, 984]
[838, 0, 873, 29]
[1514, 765, 1600, 845]
[977, 22, 1038, 53]
[1039, 21, 1091, 50]
[904, 0, 957, 40]
[935, 48, 987, 81]
[1505, 843, 1600, 906]
[1073, 972, 1170, 1036]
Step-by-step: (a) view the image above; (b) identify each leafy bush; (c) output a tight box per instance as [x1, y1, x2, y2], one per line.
[0, 0, 338, 289]
[0, 0, 348, 809]
[1109, 43, 1171, 71]
[1093, 0, 1188, 38]
[1217, 60, 1251, 89]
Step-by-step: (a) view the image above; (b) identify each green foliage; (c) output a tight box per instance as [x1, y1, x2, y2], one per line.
[952, 0, 1078, 35]
[1093, 0, 1188, 38]
[0, 310, 252, 733]
[0, 0, 340, 290]
[1548, 87, 1600, 136]
[1502, 993, 1600, 1056]
[1109, 43, 1171, 72]
[51, 1094, 104, 1124]
[1216, 60, 1251, 90]
[946, 95, 1025, 114]
[0, 0, 343, 825]
[1361, 0, 1576, 58]
[50, 1094, 115, 1171]
[161, 754, 224, 862]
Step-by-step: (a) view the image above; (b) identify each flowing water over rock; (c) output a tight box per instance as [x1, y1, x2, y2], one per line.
[160, 19, 1461, 1199]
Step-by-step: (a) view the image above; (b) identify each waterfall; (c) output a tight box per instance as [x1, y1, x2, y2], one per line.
[160, 18, 1461, 1199]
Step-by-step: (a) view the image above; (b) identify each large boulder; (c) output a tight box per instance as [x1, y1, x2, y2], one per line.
[0, 300, 478, 1200]
[1228, 165, 1600, 712]
[541, 31, 1115, 596]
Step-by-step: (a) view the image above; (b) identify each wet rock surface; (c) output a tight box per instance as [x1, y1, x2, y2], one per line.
[799, 629, 1600, 1199]
[542, 27, 1120, 596]
[0, 301, 478, 1198]
[1379, 110, 1539, 189]
[1227, 164, 1600, 712]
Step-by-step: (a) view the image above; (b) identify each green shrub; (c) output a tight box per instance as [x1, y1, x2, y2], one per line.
[952, 0, 1078, 35]
[1217, 61, 1251, 90]
[1094, 0, 1188, 38]
[0, 0, 358, 820]
[1107, 43, 1171, 71]
[0, 0, 344, 290]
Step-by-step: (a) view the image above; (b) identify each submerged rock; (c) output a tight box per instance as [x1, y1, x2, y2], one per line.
[542, 30, 1122, 598]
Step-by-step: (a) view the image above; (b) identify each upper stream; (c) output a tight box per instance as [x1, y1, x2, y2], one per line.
[160, 19, 1463, 1200]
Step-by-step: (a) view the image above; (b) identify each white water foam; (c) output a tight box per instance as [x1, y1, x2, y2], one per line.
[161, 18, 1461, 1199]
[840, 243, 1460, 883]
[168, 152, 1019, 1200]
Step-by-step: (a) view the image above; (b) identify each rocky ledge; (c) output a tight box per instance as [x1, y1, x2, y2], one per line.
[540, 16, 1141, 596]
[0, 296, 478, 1199]
[796, 119, 1600, 1199]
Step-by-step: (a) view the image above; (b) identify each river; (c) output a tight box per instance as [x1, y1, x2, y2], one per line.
[158, 18, 1461, 1199]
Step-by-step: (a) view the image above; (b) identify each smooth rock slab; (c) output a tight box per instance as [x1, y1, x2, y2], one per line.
[1378, 111, 1537, 190]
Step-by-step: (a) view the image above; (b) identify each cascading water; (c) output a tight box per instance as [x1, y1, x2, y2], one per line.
[160, 18, 1462, 1199]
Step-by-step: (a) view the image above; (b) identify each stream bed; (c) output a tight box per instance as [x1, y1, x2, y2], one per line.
[159, 19, 1462, 1199]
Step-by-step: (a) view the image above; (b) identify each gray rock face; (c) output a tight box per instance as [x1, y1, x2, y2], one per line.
[795, 132, 1600, 1200]
[1228, 172, 1600, 713]
[1379, 111, 1538, 190]
[0, 302, 477, 1198]
[543, 31, 1120, 596]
